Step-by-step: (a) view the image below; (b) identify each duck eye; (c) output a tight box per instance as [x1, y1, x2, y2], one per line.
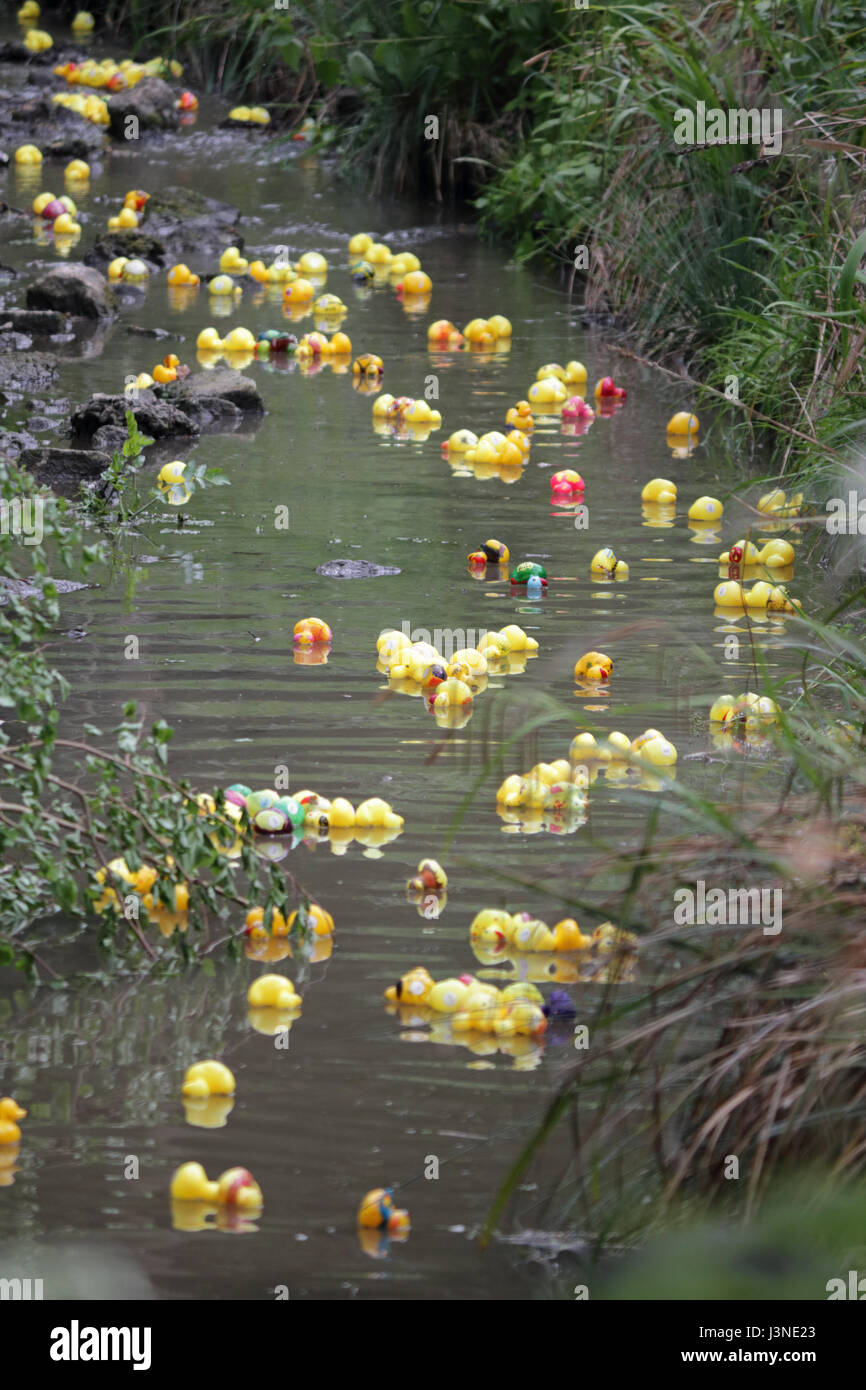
[395, 979, 403, 998]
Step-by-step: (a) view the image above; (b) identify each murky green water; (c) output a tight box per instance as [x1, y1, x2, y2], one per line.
[0, 39, 833, 1298]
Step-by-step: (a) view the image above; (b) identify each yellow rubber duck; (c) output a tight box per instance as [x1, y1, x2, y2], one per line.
[18, 1, 40, 20]
[447, 648, 487, 685]
[642, 477, 677, 504]
[574, 650, 612, 682]
[666, 411, 699, 435]
[168, 263, 200, 287]
[285, 902, 334, 936]
[528, 375, 568, 408]
[498, 624, 539, 653]
[323, 330, 351, 356]
[297, 251, 327, 276]
[590, 546, 629, 579]
[24, 28, 53, 52]
[348, 232, 374, 256]
[403, 399, 442, 426]
[714, 579, 745, 608]
[54, 212, 81, 236]
[72, 12, 95, 31]
[108, 206, 138, 231]
[327, 796, 356, 828]
[208, 273, 237, 297]
[222, 326, 256, 352]
[283, 278, 315, 303]
[0, 1098, 27, 1146]
[757, 488, 803, 517]
[432, 677, 472, 711]
[354, 797, 404, 830]
[358, 1188, 410, 1233]
[428, 318, 464, 348]
[352, 352, 383, 377]
[313, 293, 346, 319]
[244, 905, 287, 938]
[384, 966, 435, 1005]
[463, 317, 495, 345]
[505, 400, 534, 431]
[406, 859, 447, 898]
[632, 733, 678, 766]
[490, 315, 514, 338]
[759, 539, 795, 567]
[65, 158, 90, 180]
[388, 253, 421, 277]
[428, 977, 473, 1013]
[219, 246, 249, 274]
[688, 496, 723, 522]
[376, 632, 411, 671]
[170, 1162, 262, 1209]
[14, 144, 43, 164]
[400, 269, 432, 295]
[247, 974, 302, 1010]
[196, 326, 223, 350]
[181, 1060, 235, 1099]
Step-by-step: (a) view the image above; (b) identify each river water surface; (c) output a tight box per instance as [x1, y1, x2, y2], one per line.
[0, 36, 831, 1299]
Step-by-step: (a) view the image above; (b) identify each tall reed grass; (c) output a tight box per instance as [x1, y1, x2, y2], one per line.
[441, 597, 866, 1251]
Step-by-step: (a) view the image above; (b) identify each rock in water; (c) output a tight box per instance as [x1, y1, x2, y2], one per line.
[0, 351, 58, 394]
[70, 391, 198, 444]
[20, 446, 112, 485]
[26, 265, 115, 320]
[106, 78, 178, 135]
[164, 368, 263, 419]
[85, 231, 168, 271]
[0, 308, 66, 336]
[70, 371, 263, 443]
[142, 188, 243, 259]
[315, 559, 401, 578]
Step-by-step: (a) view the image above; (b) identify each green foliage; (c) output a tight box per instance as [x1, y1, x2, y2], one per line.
[473, 1, 866, 484]
[78, 411, 229, 527]
[94, 1, 570, 193]
[0, 442, 303, 979]
[461, 596, 866, 1245]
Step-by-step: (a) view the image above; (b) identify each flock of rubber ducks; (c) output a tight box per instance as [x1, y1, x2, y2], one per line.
[492, 721, 680, 836]
[222, 783, 405, 838]
[13, 6, 189, 135]
[375, 621, 539, 729]
[384, 918, 638, 1068]
[4, 44, 816, 1247]
[384, 969, 548, 1037]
